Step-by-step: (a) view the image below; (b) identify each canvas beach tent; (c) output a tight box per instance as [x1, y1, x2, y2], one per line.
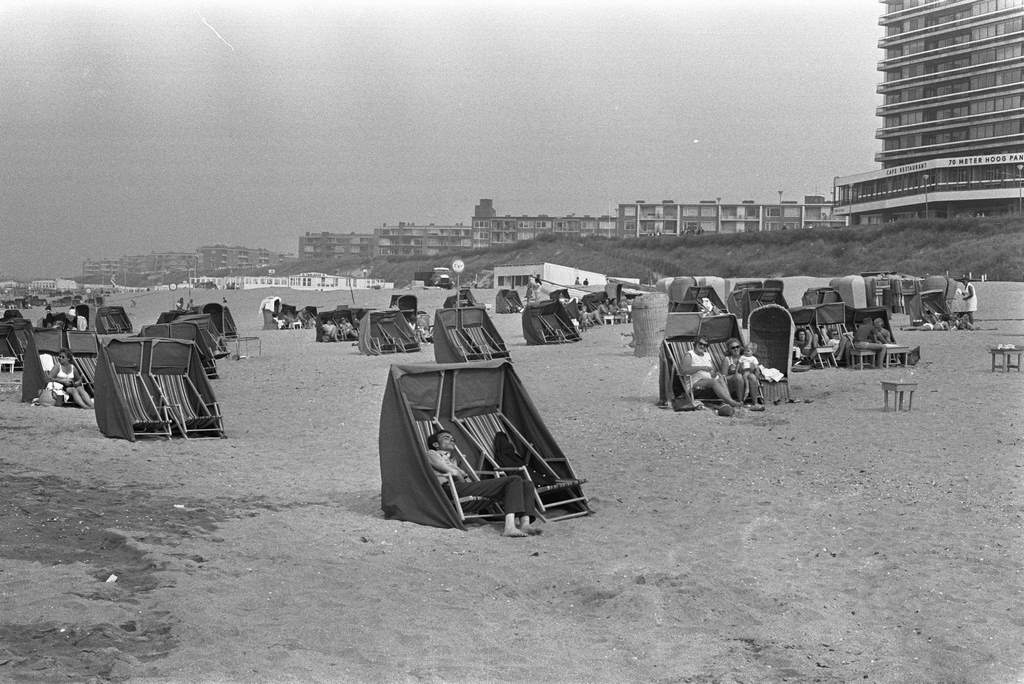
[738, 284, 789, 328]
[259, 296, 282, 329]
[94, 337, 225, 442]
[747, 304, 795, 403]
[137, 320, 219, 379]
[495, 289, 524, 314]
[202, 302, 238, 339]
[379, 360, 590, 530]
[95, 306, 133, 334]
[357, 310, 421, 355]
[0, 318, 32, 370]
[432, 306, 510, 363]
[176, 313, 230, 359]
[521, 300, 580, 345]
[20, 327, 64, 403]
[801, 287, 843, 306]
[443, 288, 478, 309]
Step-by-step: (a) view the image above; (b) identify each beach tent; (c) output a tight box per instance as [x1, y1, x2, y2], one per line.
[432, 306, 510, 363]
[801, 287, 843, 306]
[2, 309, 23, 320]
[443, 288, 478, 309]
[747, 304, 794, 403]
[94, 337, 225, 442]
[578, 291, 606, 314]
[138, 320, 219, 379]
[696, 276, 728, 310]
[0, 318, 32, 370]
[495, 289, 525, 314]
[358, 310, 421, 355]
[658, 312, 742, 407]
[95, 306, 133, 334]
[177, 313, 229, 359]
[669, 285, 728, 314]
[259, 296, 282, 329]
[738, 285, 789, 328]
[379, 360, 590, 529]
[315, 307, 367, 342]
[845, 306, 895, 341]
[21, 329, 101, 403]
[74, 304, 90, 330]
[829, 275, 868, 309]
[389, 294, 420, 326]
[725, 280, 764, 318]
[521, 300, 580, 345]
[202, 303, 238, 339]
[906, 289, 951, 327]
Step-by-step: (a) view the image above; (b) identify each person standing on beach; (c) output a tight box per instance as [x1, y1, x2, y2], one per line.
[959, 277, 978, 326]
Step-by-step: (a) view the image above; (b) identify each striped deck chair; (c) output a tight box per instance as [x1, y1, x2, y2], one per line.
[538, 314, 569, 343]
[453, 411, 589, 522]
[462, 325, 508, 360]
[111, 368, 173, 439]
[150, 372, 225, 439]
[412, 416, 504, 523]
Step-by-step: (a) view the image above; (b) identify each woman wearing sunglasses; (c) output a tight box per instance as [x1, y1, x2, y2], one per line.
[680, 336, 743, 409]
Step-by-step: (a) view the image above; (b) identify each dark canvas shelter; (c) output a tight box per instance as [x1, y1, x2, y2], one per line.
[176, 313, 230, 359]
[432, 306, 510, 363]
[2, 309, 23, 320]
[801, 287, 843, 306]
[94, 337, 224, 441]
[0, 318, 32, 370]
[906, 289, 951, 326]
[95, 306, 133, 334]
[521, 300, 580, 345]
[495, 289, 524, 314]
[138, 320, 219, 379]
[739, 286, 789, 328]
[669, 286, 727, 314]
[845, 306, 894, 341]
[21, 329, 102, 403]
[747, 304, 794, 403]
[579, 291, 607, 313]
[357, 310, 421, 355]
[379, 360, 590, 529]
[314, 307, 365, 342]
[389, 294, 420, 326]
[156, 309, 190, 324]
[202, 303, 238, 338]
[725, 281, 763, 318]
[658, 312, 741, 406]
[443, 288, 478, 309]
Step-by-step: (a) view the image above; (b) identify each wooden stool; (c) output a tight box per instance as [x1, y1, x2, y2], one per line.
[851, 349, 876, 370]
[883, 345, 911, 368]
[881, 380, 917, 412]
[990, 347, 1022, 372]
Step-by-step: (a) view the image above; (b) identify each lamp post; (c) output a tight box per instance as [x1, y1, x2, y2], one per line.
[1017, 164, 1023, 215]
[922, 174, 929, 218]
[716, 197, 721, 233]
[777, 190, 783, 231]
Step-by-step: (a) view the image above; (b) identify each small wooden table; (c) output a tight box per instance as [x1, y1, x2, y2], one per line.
[990, 346, 1022, 372]
[881, 380, 917, 412]
[851, 349, 876, 370]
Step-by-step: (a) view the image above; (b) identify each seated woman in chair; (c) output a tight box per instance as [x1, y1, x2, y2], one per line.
[792, 328, 815, 366]
[425, 430, 542, 538]
[46, 348, 93, 409]
[822, 326, 854, 366]
[718, 338, 765, 410]
[681, 336, 742, 409]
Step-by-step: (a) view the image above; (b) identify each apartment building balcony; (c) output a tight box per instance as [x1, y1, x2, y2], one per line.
[878, 57, 1024, 93]
[876, 130, 1024, 164]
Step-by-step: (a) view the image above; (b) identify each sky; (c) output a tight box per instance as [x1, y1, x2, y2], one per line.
[0, 0, 883, 279]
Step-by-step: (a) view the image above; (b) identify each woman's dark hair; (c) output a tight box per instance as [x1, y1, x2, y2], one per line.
[58, 347, 74, 359]
[427, 430, 451, 449]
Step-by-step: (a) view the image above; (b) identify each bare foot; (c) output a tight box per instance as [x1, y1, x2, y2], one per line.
[521, 526, 543, 536]
[502, 529, 528, 538]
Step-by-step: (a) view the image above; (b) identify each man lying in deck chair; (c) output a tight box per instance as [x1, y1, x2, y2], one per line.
[425, 430, 542, 538]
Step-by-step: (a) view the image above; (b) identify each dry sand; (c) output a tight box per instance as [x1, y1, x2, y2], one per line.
[1, 282, 1022, 683]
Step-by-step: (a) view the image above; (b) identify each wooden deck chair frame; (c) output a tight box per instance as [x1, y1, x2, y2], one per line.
[538, 314, 568, 343]
[109, 347, 174, 440]
[452, 412, 588, 522]
[150, 372, 225, 439]
[410, 390, 505, 524]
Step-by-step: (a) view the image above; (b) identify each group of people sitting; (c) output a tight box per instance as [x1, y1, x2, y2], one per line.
[319, 318, 357, 342]
[792, 325, 856, 367]
[677, 335, 768, 411]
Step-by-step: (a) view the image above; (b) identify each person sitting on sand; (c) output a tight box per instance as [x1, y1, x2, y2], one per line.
[854, 315, 885, 367]
[680, 336, 743, 409]
[425, 430, 542, 538]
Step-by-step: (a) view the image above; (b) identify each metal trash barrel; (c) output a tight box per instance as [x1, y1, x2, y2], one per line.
[630, 293, 669, 357]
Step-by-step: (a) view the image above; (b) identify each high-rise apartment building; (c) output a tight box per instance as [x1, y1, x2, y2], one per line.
[835, 0, 1024, 223]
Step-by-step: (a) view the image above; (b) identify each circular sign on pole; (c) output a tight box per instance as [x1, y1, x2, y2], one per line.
[451, 259, 465, 274]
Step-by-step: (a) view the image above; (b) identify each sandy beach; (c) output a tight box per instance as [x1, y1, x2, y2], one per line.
[1, 281, 1022, 683]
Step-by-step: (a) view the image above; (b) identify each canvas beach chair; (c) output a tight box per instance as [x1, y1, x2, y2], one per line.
[521, 300, 580, 345]
[358, 310, 421, 355]
[19, 327, 64, 403]
[138, 321, 220, 379]
[495, 289, 524, 314]
[747, 304, 795, 403]
[202, 302, 238, 339]
[93, 338, 174, 441]
[148, 339, 226, 439]
[432, 306, 510, 363]
[379, 361, 590, 529]
[95, 306, 133, 334]
[658, 312, 741, 409]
